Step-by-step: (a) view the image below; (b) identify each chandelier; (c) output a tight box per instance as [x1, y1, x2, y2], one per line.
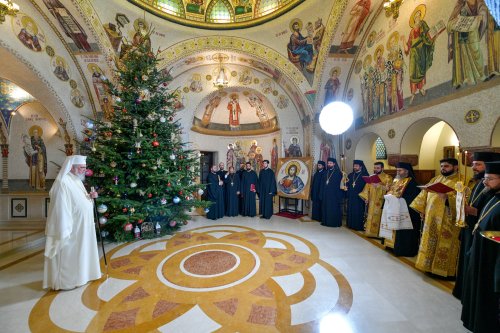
[212, 53, 229, 90]
[0, 0, 19, 23]
[383, 0, 404, 20]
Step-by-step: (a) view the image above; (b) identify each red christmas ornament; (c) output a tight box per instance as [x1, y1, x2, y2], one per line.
[153, 133, 158, 137]
[152, 141, 160, 147]
[84, 137, 90, 142]
[85, 168, 94, 177]
[148, 193, 153, 198]
[179, 191, 183, 195]
[124, 223, 133, 231]
[123, 207, 128, 213]
[167, 182, 171, 187]
[138, 219, 144, 224]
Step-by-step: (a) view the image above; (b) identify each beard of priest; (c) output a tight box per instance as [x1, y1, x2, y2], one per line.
[410, 158, 461, 277]
[43, 155, 101, 290]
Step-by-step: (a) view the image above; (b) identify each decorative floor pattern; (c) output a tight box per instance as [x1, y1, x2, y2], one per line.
[28, 225, 352, 332]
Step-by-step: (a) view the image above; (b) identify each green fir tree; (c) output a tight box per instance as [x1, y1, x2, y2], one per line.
[83, 42, 208, 242]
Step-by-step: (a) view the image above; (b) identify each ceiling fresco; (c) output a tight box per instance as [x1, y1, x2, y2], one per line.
[191, 87, 279, 135]
[130, 0, 305, 29]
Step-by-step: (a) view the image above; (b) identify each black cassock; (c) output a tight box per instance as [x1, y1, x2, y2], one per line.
[393, 177, 421, 256]
[236, 169, 245, 214]
[224, 173, 240, 217]
[310, 169, 325, 222]
[241, 170, 259, 217]
[461, 193, 500, 333]
[453, 180, 494, 299]
[319, 168, 344, 227]
[258, 167, 277, 219]
[206, 172, 224, 220]
[217, 169, 228, 207]
[346, 171, 368, 230]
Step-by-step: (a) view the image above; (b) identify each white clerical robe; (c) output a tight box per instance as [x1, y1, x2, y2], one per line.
[43, 172, 101, 290]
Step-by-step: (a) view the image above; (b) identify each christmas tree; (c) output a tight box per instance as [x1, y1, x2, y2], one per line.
[82, 40, 208, 242]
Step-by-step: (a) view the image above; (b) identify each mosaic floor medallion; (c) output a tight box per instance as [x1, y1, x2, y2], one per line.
[29, 225, 353, 332]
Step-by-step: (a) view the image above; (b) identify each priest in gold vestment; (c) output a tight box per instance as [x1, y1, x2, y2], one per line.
[359, 162, 393, 237]
[380, 162, 421, 256]
[410, 158, 462, 277]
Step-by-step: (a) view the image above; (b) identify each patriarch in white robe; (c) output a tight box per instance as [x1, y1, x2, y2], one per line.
[43, 155, 101, 290]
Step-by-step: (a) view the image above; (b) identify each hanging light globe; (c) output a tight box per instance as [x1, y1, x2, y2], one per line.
[319, 101, 354, 135]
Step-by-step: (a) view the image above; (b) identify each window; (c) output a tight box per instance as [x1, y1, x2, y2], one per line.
[375, 137, 387, 160]
[206, 0, 233, 23]
[156, 0, 185, 17]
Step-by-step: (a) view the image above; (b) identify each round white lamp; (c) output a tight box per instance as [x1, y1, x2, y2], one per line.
[319, 102, 354, 135]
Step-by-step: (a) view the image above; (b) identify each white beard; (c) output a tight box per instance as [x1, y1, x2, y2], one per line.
[76, 173, 85, 181]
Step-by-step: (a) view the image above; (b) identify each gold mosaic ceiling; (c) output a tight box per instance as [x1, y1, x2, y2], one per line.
[130, 0, 305, 29]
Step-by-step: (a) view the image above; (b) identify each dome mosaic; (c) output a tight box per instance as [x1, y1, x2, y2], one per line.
[130, 0, 304, 29]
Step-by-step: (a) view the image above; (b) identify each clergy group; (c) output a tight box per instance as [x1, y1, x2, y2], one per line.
[205, 160, 277, 220]
[310, 153, 500, 333]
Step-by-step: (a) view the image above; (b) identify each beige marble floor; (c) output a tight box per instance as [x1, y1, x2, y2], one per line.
[0, 215, 470, 333]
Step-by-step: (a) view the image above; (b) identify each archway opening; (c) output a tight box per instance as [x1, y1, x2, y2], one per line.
[354, 132, 388, 171]
[401, 119, 460, 183]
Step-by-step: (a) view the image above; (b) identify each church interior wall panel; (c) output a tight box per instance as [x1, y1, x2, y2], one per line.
[7, 102, 65, 181]
[344, 0, 500, 128]
[0, 1, 95, 142]
[345, 84, 499, 168]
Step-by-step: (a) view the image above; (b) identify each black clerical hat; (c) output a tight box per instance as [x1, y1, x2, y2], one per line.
[263, 160, 270, 164]
[327, 157, 337, 163]
[353, 159, 364, 166]
[485, 161, 500, 174]
[473, 151, 500, 162]
[317, 161, 326, 167]
[440, 158, 459, 165]
[396, 162, 412, 170]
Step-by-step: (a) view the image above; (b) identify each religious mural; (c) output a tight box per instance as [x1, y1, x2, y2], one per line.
[87, 64, 112, 118]
[329, 0, 373, 56]
[192, 88, 279, 136]
[287, 17, 326, 85]
[276, 157, 312, 200]
[42, 0, 99, 53]
[348, 0, 499, 126]
[23, 125, 47, 190]
[51, 56, 70, 81]
[285, 136, 302, 157]
[12, 14, 46, 52]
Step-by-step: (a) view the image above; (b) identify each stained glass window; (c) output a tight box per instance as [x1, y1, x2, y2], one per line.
[156, 0, 185, 17]
[207, 0, 233, 23]
[134, 0, 303, 28]
[375, 137, 387, 160]
[255, 0, 279, 17]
